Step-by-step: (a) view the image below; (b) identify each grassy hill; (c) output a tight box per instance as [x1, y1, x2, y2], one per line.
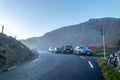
[0, 33, 36, 71]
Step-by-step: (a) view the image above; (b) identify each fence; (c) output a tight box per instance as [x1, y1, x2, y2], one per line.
[0, 25, 17, 39]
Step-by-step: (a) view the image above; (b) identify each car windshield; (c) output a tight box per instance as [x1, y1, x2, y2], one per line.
[80, 47, 88, 50]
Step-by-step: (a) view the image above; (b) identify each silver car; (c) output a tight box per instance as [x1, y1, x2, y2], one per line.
[74, 46, 92, 56]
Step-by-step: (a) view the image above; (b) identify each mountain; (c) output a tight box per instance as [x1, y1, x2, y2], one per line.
[0, 33, 35, 71]
[21, 17, 120, 49]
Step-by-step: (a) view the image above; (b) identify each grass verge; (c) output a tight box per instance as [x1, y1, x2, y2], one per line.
[98, 57, 120, 80]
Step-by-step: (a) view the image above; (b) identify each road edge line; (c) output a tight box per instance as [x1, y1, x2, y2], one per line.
[88, 61, 94, 68]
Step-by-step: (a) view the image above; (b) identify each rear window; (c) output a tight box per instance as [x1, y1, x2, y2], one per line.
[65, 46, 72, 49]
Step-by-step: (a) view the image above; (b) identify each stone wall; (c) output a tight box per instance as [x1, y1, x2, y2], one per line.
[107, 50, 120, 72]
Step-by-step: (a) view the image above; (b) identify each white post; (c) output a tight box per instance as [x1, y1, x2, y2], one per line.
[102, 30, 106, 60]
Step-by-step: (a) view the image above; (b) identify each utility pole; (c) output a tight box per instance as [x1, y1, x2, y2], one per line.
[102, 29, 106, 60]
[2, 25, 4, 34]
[100, 28, 106, 61]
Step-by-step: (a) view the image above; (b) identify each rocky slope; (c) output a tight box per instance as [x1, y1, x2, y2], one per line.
[21, 17, 120, 49]
[0, 33, 35, 71]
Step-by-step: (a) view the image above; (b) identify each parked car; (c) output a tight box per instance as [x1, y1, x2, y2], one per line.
[54, 47, 62, 53]
[62, 45, 73, 54]
[74, 46, 81, 54]
[74, 46, 92, 56]
[48, 47, 54, 52]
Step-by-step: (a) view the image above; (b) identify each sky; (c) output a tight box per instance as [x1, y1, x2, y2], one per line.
[0, 0, 120, 39]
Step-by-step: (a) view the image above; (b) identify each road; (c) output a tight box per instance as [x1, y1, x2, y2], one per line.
[0, 51, 104, 80]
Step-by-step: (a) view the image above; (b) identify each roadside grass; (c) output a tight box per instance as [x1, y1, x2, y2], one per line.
[93, 52, 111, 57]
[98, 55, 120, 80]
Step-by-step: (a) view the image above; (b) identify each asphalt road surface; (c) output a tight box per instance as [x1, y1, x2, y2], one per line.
[0, 51, 104, 80]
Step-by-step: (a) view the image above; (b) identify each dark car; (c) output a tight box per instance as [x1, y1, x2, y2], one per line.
[62, 45, 73, 54]
[54, 47, 62, 53]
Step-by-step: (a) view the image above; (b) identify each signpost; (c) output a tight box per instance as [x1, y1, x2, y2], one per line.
[100, 28, 106, 60]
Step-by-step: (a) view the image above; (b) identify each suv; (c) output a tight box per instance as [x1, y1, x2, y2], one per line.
[62, 45, 73, 54]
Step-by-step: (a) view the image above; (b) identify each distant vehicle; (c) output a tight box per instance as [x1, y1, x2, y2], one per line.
[74, 46, 92, 56]
[62, 45, 73, 54]
[48, 47, 54, 52]
[54, 47, 62, 53]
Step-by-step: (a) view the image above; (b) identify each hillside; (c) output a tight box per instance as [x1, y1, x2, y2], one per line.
[0, 33, 35, 71]
[21, 17, 120, 49]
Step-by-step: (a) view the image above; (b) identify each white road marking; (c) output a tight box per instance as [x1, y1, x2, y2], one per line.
[31, 58, 39, 63]
[88, 61, 94, 68]
[8, 66, 16, 70]
[80, 56, 85, 59]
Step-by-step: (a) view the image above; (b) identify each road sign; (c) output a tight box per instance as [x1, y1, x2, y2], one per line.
[100, 28, 105, 36]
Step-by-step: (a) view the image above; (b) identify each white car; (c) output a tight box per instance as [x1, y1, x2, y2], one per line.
[48, 47, 54, 52]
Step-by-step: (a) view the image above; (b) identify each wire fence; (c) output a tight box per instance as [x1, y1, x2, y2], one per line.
[0, 25, 16, 39]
